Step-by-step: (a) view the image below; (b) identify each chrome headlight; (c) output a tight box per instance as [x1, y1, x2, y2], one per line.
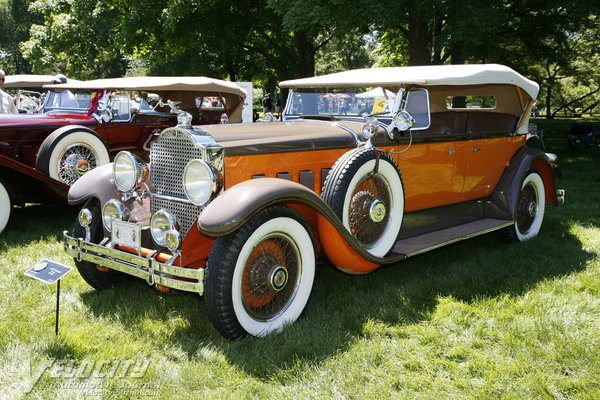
[183, 159, 219, 206]
[151, 209, 178, 247]
[113, 151, 149, 193]
[361, 117, 379, 140]
[102, 199, 129, 232]
[394, 110, 415, 131]
[78, 208, 93, 228]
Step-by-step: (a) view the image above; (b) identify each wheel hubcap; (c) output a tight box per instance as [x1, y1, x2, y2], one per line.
[65, 154, 90, 179]
[268, 265, 288, 292]
[369, 199, 386, 224]
[528, 201, 537, 217]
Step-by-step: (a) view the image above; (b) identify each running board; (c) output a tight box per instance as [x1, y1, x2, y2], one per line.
[390, 218, 514, 258]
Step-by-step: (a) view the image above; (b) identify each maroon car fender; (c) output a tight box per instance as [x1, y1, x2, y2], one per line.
[485, 146, 558, 220]
[0, 154, 68, 202]
[67, 163, 120, 206]
[196, 177, 395, 267]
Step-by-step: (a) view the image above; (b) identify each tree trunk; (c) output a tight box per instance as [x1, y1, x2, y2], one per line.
[545, 85, 553, 119]
[294, 32, 316, 77]
[407, 7, 431, 66]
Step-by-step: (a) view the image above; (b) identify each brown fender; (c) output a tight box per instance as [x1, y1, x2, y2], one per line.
[196, 177, 407, 272]
[485, 146, 559, 220]
[67, 163, 120, 206]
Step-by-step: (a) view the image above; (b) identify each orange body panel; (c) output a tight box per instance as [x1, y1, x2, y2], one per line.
[224, 148, 349, 194]
[457, 136, 525, 201]
[317, 214, 380, 274]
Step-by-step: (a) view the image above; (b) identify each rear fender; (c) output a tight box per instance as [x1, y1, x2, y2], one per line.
[486, 147, 559, 220]
[196, 177, 382, 273]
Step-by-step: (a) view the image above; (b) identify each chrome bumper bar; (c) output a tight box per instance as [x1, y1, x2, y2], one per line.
[63, 231, 204, 294]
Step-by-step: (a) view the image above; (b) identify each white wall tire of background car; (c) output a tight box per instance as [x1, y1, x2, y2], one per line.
[36, 127, 110, 186]
[0, 179, 11, 234]
[321, 148, 405, 258]
[502, 170, 546, 243]
[204, 206, 316, 339]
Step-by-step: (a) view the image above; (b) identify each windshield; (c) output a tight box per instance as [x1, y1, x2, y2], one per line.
[43, 91, 91, 113]
[284, 88, 397, 119]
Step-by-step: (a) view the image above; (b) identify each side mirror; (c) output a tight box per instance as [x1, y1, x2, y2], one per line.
[386, 88, 430, 138]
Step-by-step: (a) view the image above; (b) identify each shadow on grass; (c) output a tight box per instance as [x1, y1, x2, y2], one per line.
[0, 203, 77, 250]
[67, 205, 596, 379]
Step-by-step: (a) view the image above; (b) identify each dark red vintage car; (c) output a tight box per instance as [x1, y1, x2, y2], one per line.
[0, 76, 246, 233]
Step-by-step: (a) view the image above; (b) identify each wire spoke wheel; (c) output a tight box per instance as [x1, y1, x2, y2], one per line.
[241, 234, 300, 320]
[516, 184, 538, 234]
[348, 174, 391, 247]
[58, 144, 99, 185]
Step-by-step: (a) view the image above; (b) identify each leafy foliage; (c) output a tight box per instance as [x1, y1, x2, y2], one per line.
[0, 0, 597, 114]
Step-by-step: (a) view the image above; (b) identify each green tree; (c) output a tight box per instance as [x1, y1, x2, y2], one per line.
[20, 0, 127, 78]
[0, 0, 40, 73]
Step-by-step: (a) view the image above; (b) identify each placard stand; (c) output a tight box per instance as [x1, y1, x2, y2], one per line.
[55, 279, 61, 335]
[25, 260, 73, 336]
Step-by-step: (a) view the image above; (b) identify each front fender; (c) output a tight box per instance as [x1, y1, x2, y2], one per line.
[197, 178, 332, 236]
[67, 163, 120, 206]
[196, 177, 397, 273]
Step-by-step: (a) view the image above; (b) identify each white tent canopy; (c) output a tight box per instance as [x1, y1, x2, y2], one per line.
[354, 87, 396, 98]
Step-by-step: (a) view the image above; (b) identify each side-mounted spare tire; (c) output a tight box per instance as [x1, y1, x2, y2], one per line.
[321, 147, 405, 258]
[36, 126, 110, 186]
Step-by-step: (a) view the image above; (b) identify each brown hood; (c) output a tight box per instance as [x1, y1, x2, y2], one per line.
[200, 119, 363, 156]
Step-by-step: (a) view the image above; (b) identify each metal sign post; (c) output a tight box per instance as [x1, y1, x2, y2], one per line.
[25, 260, 73, 335]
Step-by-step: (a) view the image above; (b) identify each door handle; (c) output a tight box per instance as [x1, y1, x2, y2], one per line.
[471, 147, 481, 152]
[448, 149, 456, 155]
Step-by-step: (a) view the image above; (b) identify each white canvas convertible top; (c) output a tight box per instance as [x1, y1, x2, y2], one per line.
[44, 76, 246, 98]
[5, 74, 64, 88]
[280, 64, 539, 99]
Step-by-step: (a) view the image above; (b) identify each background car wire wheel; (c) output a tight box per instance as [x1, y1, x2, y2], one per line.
[204, 205, 316, 339]
[322, 147, 404, 258]
[501, 169, 546, 243]
[0, 178, 11, 234]
[36, 127, 110, 185]
[72, 198, 122, 289]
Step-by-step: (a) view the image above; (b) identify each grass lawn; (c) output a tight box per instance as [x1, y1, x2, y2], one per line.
[1, 118, 599, 399]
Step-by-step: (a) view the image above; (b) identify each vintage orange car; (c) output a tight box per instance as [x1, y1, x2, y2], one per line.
[62, 64, 563, 339]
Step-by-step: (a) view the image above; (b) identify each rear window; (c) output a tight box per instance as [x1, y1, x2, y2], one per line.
[447, 96, 496, 109]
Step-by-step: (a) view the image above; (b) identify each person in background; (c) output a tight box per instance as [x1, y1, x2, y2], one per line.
[0, 69, 18, 114]
[48, 74, 78, 108]
[262, 92, 273, 113]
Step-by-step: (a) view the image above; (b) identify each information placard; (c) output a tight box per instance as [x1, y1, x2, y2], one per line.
[25, 260, 73, 285]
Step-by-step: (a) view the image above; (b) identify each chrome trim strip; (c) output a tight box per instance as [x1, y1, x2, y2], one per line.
[149, 192, 195, 205]
[64, 231, 204, 294]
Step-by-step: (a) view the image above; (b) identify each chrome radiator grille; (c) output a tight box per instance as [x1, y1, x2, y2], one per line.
[150, 129, 203, 236]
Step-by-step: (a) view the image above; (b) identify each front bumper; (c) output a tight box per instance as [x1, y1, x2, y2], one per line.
[63, 231, 204, 294]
